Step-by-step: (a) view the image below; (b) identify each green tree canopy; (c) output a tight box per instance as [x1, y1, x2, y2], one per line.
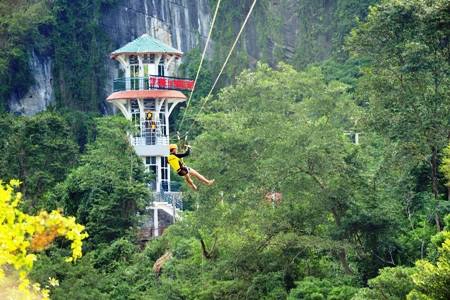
[47, 117, 149, 245]
[348, 0, 450, 229]
[0, 112, 78, 205]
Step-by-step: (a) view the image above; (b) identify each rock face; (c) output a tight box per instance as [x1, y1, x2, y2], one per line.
[10, 0, 211, 115]
[9, 51, 54, 116]
[8, 0, 374, 114]
[102, 0, 211, 53]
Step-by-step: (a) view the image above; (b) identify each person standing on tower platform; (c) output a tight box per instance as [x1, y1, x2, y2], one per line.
[168, 144, 214, 191]
[145, 111, 157, 144]
[145, 111, 157, 129]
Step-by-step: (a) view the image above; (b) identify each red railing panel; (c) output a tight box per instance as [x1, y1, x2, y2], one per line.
[148, 76, 195, 91]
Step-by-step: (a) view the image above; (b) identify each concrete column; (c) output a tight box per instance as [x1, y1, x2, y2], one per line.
[166, 55, 177, 76]
[156, 155, 162, 192]
[168, 102, 179, 117]
[113, 101, 131, 120]
[174, 57, 179, 76]
[153, 208, 159, 237]
[165, 101, 169, 138]
[138, 56, 144, 90]
[137, 99, 145, 139]
[172, 197, 176, 223]
[167, 160, 171, 192]
[155, 99, 161, 119]
[117, 55, 131, 90]
[155, 54, 162, 67]
[116, 55, 128, 70]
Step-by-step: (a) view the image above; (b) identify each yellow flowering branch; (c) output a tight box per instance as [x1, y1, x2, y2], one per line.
[0, 179, 88, 299]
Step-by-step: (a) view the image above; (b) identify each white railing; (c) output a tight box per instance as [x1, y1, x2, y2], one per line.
[153, 192, 183, 210]
[157, 136, 169, 144]
[130, 120, 169, 146]
[131, 135, 168, 146]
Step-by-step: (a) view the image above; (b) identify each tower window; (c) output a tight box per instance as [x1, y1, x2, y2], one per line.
[161, 157, 169, 191]
[158, 59, 165, 77]
[129, 55, 138, 64]
[144, 99, 156, 110]
[145, 156, 158, 190]
[146, 156, 157, 165]
[143, 54, 155, 64]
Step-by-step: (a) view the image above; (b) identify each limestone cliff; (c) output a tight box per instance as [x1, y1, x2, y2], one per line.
[9, 51, 53, 116]
[11, 0, 211, 115]
[9, 0, 377, 114]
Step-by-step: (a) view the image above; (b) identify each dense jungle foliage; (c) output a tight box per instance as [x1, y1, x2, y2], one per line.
[1, 0, 450, 299]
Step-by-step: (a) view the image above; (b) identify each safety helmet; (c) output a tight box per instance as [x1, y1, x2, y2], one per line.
[169, 144, 178, 150]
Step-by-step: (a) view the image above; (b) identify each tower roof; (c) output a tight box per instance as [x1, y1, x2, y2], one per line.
[111, 34, 183, 58]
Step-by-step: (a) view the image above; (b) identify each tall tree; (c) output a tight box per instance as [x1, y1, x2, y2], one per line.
[348, 0, 450, 230]
[193, 63, 401, 279]
[142, 63, 404, 298]
[47, 117, 149, 245]
[0, 112, 79, 205]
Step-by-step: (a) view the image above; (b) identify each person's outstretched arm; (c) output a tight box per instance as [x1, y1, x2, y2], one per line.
[175, 146, 191, 158]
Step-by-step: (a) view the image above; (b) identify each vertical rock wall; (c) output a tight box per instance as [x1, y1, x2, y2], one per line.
[102, 0, 211, 52]
[10, 0, 211, 115]
[9, 51, 54, 116]
[8, 0, 375, 115]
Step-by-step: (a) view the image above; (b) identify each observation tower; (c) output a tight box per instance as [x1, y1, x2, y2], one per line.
[107, 34, 194, 237]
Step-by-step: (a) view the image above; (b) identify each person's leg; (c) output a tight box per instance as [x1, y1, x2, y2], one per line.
[184, 174, 197, 190]
[189, 168, 215, 186]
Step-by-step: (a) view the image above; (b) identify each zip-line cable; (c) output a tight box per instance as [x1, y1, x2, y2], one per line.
[184, 0, 258, 136]
[177, 0, 222, 131]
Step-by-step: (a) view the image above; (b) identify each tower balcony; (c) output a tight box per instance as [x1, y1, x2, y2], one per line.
[131, 119, 168, 144]
[131, 120, 169, 156]
[113, 75, 195, 92]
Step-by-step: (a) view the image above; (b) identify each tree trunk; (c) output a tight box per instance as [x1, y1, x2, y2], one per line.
[337, 249, 353, 275]
[331, 207, 353, 275]
[200, 237, 217, 259]
[432, 147, 441, 231]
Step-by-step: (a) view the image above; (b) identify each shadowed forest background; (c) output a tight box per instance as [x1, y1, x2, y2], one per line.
[1, 0, 450, 299]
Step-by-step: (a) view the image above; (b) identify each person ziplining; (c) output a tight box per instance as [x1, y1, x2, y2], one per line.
[168, 144, 214, 191]
[166, 0, 257, 191]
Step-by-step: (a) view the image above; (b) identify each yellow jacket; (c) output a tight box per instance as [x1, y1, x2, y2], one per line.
[167, 148, 190, 172]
